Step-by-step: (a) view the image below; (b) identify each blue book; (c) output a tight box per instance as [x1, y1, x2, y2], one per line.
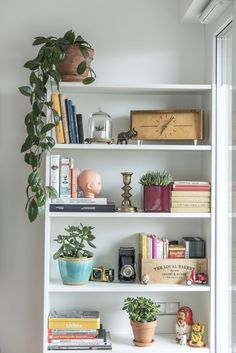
[72, 105, 79, 143]
[65, 99, 76, 143]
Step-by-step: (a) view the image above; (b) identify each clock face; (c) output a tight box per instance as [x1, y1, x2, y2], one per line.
[130, 110, 203, 141]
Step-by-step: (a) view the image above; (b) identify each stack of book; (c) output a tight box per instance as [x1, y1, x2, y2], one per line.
[51, 92, 84, 144]
[171, 181, 211, 213]
[48, 310, 112, 350]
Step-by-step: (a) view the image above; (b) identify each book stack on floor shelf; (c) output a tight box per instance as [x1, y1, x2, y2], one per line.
[51, 92, 84, 144]
[48, 310, 112, 350]
[171, 181, 211, 213]
[49, 154, 116, 212]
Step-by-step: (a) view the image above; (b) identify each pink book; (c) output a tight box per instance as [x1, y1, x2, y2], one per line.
[152, 235, 157, 259]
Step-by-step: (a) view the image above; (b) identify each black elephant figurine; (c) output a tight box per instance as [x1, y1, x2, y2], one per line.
[117, 128, 138, 144]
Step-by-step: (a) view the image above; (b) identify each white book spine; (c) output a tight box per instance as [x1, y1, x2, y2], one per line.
[174, 181, 210, 185]
[60, 157, 71, 198]
[50, 155, 60, 197]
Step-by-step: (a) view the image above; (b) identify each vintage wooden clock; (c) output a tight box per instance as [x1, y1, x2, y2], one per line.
[130, 109, 203, 142]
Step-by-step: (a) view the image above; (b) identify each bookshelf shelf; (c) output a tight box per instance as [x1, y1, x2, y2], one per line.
[58, 82, 211, 95]
[49, 279, 211, 293]
[44, 82, 214, 353]
[54, 144, 212, 151]
[48, 211, 211, 218]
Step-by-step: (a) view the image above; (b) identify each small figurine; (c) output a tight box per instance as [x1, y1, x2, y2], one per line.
[180, 334, 187, 346]
[176, 306, 193, 343]
[117, 128, 138, 144]
[186, 269, 208, 286]
[78, 169, 102, 198]
[141, 273, 149, 285]
[189, 322, 205, 347]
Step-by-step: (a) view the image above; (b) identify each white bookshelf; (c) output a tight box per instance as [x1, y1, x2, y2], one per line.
[44, 83, 214, 352]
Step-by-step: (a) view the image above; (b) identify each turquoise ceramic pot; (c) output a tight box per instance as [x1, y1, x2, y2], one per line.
[58, 256, 94, 285]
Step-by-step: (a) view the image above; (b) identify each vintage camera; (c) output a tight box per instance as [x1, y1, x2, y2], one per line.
[90, 267, 114, 282]
[118, 246, 136, 282]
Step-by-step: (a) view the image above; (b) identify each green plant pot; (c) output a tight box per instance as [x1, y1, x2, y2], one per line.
[58, 256, 94, 285]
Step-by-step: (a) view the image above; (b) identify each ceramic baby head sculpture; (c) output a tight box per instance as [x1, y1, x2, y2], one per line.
[78, 169, 102, 198]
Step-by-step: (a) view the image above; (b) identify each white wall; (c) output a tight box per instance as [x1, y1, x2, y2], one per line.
[0, 1, 205, 353]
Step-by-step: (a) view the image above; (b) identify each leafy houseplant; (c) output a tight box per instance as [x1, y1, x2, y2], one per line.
[139, 171, 173, 212]
[19, 30, 96, 222]
[53, 223, 96, 285]
[122, 296, 160, 346]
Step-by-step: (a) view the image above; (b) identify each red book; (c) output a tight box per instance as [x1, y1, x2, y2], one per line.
[172, 185, 210, 191]
[71, 168, 78, 198]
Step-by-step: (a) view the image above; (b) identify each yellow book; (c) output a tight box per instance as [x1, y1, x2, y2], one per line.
[140, 233, 147, 259]
[51, 93, 65, 144]
[171, 207, 211, 213]
[171, 191, 211, 197]
[48, 320, 100, 330]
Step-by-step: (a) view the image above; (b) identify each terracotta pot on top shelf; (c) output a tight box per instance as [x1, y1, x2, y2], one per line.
[56, 44, 94, 82]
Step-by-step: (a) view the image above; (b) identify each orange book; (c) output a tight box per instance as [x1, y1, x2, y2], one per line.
[71, 168, 78, 198]
[51, 93, 65, 144]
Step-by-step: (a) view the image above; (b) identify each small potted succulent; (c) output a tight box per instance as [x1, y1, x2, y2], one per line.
[122, 296, 160, 346]
[93, 124, 106, 139]
[139, 171, 173, 212]
[53, 223, 96, 285]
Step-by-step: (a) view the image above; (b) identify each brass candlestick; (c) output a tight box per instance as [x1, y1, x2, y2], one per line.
[116, 172, 137, 212]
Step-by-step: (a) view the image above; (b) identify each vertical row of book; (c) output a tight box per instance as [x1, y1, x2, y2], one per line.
[50, 155, 80, 199]
[48, 310, 112, 350]
[139, 233, 206, 259]
[51, 93, 84, 144]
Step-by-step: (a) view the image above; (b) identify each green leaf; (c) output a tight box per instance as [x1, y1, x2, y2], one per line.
[24, 152, 38, 167]
[26, 123, 35, 135]
[29, 72, 38, 86]
[40, 142, 52, 154]
[77, 61, 87, 75]
[41, 123, 55, 134]
[33, 101, 43, 115]
[19, 86, 32, 96]
[46, 136, 56, 148]
[21, 135, 36, 152]
[46, 186, 58, 198]
[49, 69, 61, 82]
[63, 30, 75, 44]
[80, 47, 89, 59]
[24, 60, 39, 70]
[28, 198, 38, 222]
[36, 193, 46, 207]
[28, 170, 40, 186]
[33, 36, 48, 45]
[82, 77, 95, 85]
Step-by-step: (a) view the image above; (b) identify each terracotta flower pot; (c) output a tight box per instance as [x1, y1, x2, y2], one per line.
[56, 45, 94, 82]
[143, 185, 171, 212]
[130, 320, 157, 346]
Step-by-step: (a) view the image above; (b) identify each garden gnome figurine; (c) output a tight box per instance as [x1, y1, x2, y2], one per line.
[176, 306, 193, 343]
[78, 169, 102, 198]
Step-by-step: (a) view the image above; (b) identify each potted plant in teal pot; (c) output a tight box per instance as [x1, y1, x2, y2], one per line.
[139, 171, 173, 212]
[122, 296, 160, 346]
[53, 223, 96, 285]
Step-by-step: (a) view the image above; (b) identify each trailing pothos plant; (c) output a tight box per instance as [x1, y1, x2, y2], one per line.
[19, 30, 96, 222]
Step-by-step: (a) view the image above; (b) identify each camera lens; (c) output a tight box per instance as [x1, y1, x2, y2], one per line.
[120, 265, 134, 278]
[93, 269, 102, 280]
